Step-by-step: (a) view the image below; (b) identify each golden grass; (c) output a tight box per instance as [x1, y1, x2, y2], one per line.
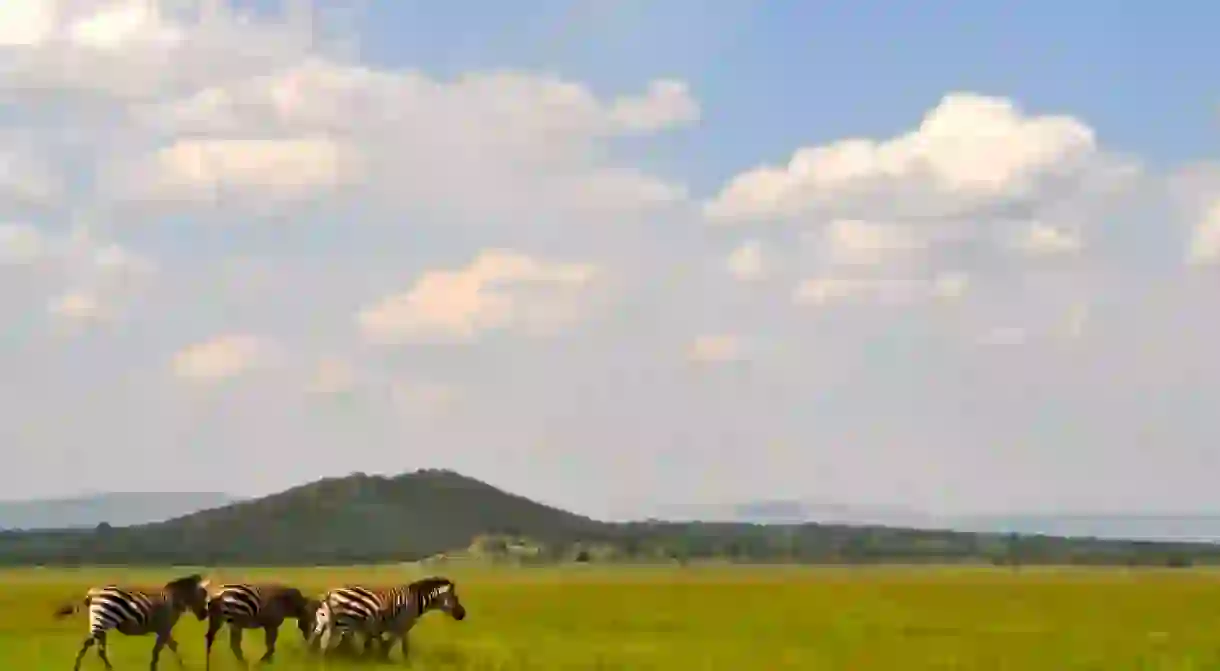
[7, 564, 1220, 669]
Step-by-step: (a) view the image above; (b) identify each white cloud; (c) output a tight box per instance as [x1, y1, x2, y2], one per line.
[977, 326, 1029, 347]
[3, 1, 1220, 520]
[1063, 303, 1089, 339]
[46, 290, 107, 322]
[358, 250, 598, 344]
[114, 136, 362, 205]
[0, 1, 56, 47]
[389, 380, 458, 416]
[0, 222, 155, 319]
[792, 269, 969, 308]
[301, 354, 457, 419]
[705, 93, 1097, 224]
[1187, 200, 1220, 265]
[1015, 222, 1082, 256]
[0, 222, 44, 263]
[793, 277, 925, 306]
[117, 57, 695, 221]
[68, 2, 184, 51]
[815, 219, 926, 267]
[171, 334, 271, 382]
[0, 147, 60, 207]
[305, 356, 358, 395]
[931, 271, 970, 301]
[0, 1, 314, 101]
[726, 240, 766, 281]
[608, 79, 700, 131]
[687, 334, 745, 363]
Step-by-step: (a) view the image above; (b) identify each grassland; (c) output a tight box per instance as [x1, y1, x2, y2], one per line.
[8, 564, 1220, 670]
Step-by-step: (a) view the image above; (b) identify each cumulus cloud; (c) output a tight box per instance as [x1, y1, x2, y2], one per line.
[687, 334, 745, 363]
[930, 271, 970, 301]
[3, 0, 1220, 517]
[171, 334, 272, 382]
[302, 354, 457, 418]
[813, 219, 926, 267]
[0, 0, 315, 101]
[977, 326, 1029, 347]
[1187, 200, 1220, 265]
[726, 240, 766, 281]
[358, 250, 599, 344]
[305, 355, 358, 395]
[1014, 222, 1083, 256]
[46, 290, 107, 322]
[705, 93, 1101, 224]
[0, 1, 57, 47]
[0, 222, 44, 263]
[0, 145, 61, 210]
[114, 136, 363, 206]
[708, 93, 1142, 319]
[109, 56, 696, 222]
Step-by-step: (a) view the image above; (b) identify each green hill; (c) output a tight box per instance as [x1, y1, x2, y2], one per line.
[1, 469, 1219, 567]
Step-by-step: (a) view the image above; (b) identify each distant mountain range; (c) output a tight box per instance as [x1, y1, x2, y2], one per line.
[2, 473, 1219, 566]
[654, 501, 1220, 543]
[4, 490, 1219, 546]
[0, 492, 236, 530]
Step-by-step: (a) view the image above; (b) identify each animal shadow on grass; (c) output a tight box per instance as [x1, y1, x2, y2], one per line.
[298, 643, 473, 669]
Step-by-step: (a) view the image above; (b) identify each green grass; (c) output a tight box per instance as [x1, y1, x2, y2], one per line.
[8, 564, 1220, 669]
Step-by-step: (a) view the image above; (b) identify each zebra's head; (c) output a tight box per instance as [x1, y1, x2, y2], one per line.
[414, 577, 465, 621]
[296, 596, 324, 641]
[164, 573, 210, 621]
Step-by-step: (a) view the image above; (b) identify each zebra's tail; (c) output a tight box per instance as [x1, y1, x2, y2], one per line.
[53, 595, 90, 619]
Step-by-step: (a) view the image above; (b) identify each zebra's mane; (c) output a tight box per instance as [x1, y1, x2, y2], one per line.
[408, 576, 454, 595]
[164, 573, 204, 591]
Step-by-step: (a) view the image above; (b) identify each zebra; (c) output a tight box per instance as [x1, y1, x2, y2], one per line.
[53, 573, 210, 671]
[203, 583, 320, 671]
[309, 576, 466, 661]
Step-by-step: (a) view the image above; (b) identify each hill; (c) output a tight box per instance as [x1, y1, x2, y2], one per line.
[949, 513, 1220, 543]
[2, 470, 1220, 567]
[660, 500, 1220, 543]
[0, 492, 235, 530]
[655, 500, 935, 528]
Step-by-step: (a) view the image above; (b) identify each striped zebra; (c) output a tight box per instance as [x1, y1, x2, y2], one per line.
[309, 576, 466, 661]
[53, 573, 210, 671]
[203, 583, 320, 671]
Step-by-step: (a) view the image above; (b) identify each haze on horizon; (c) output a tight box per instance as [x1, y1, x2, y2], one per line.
[1, 0, 1218, 522]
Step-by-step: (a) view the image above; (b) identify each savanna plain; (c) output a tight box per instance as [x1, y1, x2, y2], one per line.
[7, 564, 1220, 670]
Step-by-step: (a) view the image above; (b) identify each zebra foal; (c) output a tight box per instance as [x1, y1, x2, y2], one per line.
[53, 573, 210, 671]
[203, 583, 319, 670]
[309, 576, 466, 661]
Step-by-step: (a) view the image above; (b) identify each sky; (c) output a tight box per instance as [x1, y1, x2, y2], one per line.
[1, 0, 1219, 520]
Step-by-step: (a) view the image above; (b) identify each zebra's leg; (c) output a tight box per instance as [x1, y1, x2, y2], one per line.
[399, 631, 411, 661]
[316, 621, 334, 655]
[376, 633, 399, 661]
[259, 625, 279, 663]
[333, 630, 359, 658]
[72, 636, 96, 671]
[163, 634, 185, 669]
[204, 617, 223, 671]
[149, 633, 169, 671]
[228, 626, 248, 666]
[358, 631, 380, 659]
[95, 632, 115, 671]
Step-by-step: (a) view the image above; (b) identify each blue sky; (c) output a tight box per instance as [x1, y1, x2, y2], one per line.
[360, 0, 1220, 182]
[0, 1, 1219, 519]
